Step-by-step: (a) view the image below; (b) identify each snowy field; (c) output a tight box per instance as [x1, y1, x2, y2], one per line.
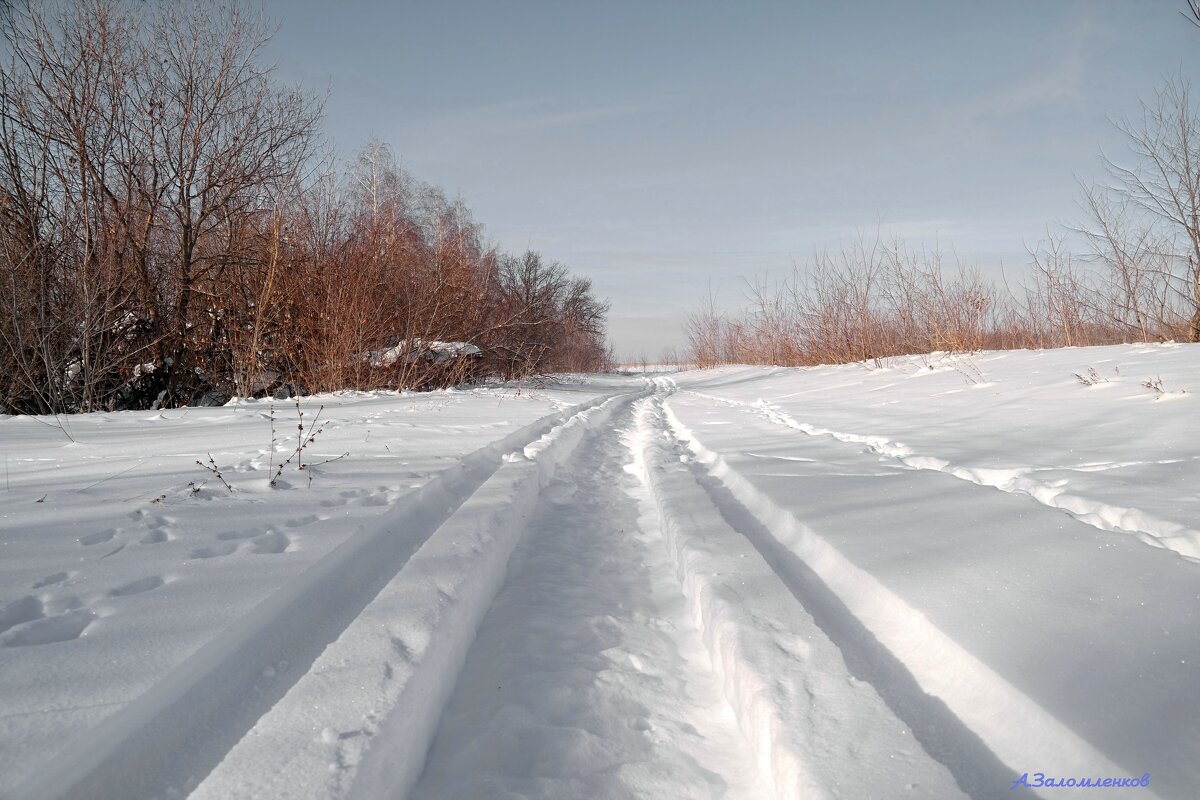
[0, 344, 1196, 799]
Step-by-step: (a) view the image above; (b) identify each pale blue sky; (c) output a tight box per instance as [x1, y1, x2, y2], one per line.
[261, 0, 1200, 357]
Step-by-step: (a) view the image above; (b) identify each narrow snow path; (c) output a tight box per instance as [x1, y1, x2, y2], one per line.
[409, 406, 771, 800]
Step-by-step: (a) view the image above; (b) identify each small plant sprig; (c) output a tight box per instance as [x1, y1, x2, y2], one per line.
[197, 453, 234, 492]
[1142, 376, 1165, 396]
[190, 400, 347, 493]
[295, 398, 316, 468]
[268, 403, 277, 482]
[950, 356, 985, 385]
[270, 398, 340, 486]
[1074, 367, 1107, 386]
[306, 451, 349, 469]
[1140, 375, 1188, 399]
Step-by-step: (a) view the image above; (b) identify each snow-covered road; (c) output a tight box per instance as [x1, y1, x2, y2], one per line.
[409, 393, 770, 800]
[2, 344, 1196, 799]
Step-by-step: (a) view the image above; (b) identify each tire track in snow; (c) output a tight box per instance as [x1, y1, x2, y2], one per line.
[191, 390, 643, 800]
[405, 397, 769, 800]
[6, 394, 621, 800]
[630, 387, 968, 800]
[684, 388, 1200, 562]
[663, 387, 1158, 800]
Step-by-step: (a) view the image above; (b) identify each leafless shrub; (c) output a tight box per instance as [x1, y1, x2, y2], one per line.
[687, 236, 1014, 368]
[0, 6, 609, 412]
[688, 223, 1189, 370]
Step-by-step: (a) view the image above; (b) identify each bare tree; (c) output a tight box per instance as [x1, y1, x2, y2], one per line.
[0, 0, 142, 411]
[1092, 77, 1200, 340]
[485, 250, 608, 376]
[0, 0, 322, 411]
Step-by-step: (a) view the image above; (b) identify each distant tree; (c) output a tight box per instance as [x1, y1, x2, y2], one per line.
[1082, 77, 1200, 341]
[489, 250, 609, 376]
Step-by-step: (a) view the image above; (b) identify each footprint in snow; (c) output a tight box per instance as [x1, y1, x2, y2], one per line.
[1, 608, 97, 647]
[190, 542, 238, 559]
[542, 481, 578, 505]
[217, 528, 262, 541]
[31, 571, 72, 589]
[0, 595, 44, 635]
[139, 515, 175, 544]
[320, 488, 388, 509]
[251, 531, 290, 554]
[108, 576, 165, 597]
[140, 528, 169, 544]
[78, 528, 117, 546]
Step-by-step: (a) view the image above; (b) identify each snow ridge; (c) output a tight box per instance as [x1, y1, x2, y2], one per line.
[626, 393, 827, 798]
[687, 389, 1200, 562]
[662, 395, 1153, 800]
[627, 385, 964, 799]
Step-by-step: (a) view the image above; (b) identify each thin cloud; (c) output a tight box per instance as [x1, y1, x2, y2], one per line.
[950, 8, 1090, 124]
[503, 100, 641, 133]
[405, 97, 641, 143]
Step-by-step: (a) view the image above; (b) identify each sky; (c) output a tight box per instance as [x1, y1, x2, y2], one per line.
[260, 0, 1200, 358]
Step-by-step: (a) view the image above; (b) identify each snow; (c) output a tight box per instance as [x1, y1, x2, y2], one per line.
[368, 339, 484, 367]
[627, 393, 965, 799]
[0, 344, 1196, 799]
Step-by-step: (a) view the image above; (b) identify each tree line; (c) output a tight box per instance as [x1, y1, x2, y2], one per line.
[688, 75, 1200, 368]
[0, 1, 609, 414]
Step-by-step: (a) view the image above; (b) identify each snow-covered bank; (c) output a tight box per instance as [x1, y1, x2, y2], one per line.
[668, 343, 1198, 799]
[0, 380, 617, 796]
[676, 344, 1199, 560]
[0, 345, 1194, 799]
[192, 393, 638, 800]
